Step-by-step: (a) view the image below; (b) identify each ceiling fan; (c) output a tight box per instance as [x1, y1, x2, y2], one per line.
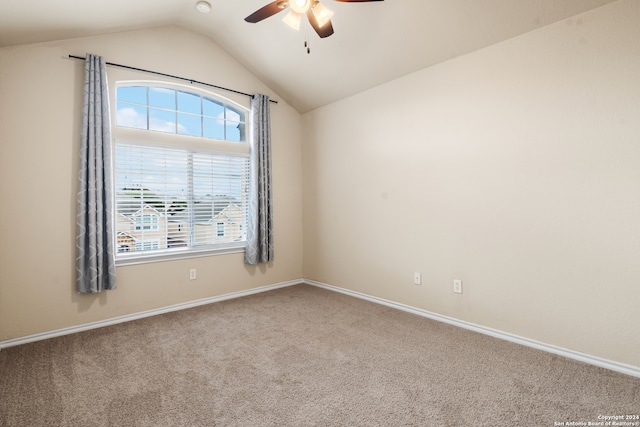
[244, 0, 383, 39]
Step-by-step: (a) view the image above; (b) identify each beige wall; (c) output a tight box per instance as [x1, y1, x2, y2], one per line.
[303, 0, 640, 367]
[0, 26, 303, 340]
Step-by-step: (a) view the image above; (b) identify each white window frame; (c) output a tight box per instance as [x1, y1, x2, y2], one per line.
[112, 81, 251, 266]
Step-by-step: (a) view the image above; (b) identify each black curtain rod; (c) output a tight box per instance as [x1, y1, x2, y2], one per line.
[68, 54, 277, 104]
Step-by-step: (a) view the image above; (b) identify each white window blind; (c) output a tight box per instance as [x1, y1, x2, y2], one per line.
[114, 142, 249, 260]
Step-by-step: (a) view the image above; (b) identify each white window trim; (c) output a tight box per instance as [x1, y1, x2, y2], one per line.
[115, 243, 245, 266]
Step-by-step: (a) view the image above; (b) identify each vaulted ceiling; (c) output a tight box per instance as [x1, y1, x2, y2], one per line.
[0, 0, 619, 113]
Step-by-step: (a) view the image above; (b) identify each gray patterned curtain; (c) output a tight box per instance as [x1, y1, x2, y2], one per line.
[76, 54, 117, 293]
[245, 94, 274, 264]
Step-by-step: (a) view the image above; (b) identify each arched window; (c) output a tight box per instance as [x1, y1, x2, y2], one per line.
[113, 82, 250, 263]
[115, 85, 246, 141]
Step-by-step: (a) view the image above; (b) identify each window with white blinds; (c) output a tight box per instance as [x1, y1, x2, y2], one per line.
[113, 83, 250, 263]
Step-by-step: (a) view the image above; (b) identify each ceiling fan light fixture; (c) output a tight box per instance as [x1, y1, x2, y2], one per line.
[244, 0, 382, 40]
[195, 1, 211, 13]
[282, 10, 303, 30]
[312, 2, 334, 28]
[289, 0, 311, 14]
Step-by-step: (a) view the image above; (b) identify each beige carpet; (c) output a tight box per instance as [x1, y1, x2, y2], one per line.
[1, 284, 638, 426]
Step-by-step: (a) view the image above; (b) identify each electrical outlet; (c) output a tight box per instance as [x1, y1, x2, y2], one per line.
[453, 279, 462, 294]
[414, 272, 422, 285]
[189, 269, 197, 280]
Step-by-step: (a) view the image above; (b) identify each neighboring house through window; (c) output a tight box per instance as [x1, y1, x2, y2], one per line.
[113, 82, 250, 263]
[135, 212, 159, 230]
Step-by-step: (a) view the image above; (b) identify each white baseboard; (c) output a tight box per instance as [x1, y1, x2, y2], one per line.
[304, 279, 640, 379]
[0, 279, 302, 351]
[3, 277, 638, 379]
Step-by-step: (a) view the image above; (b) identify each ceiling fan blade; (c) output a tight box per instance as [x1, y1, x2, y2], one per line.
[307, 9, 334, 38]
[244, 1, 289, 23]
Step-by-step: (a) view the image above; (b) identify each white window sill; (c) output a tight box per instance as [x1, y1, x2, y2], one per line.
[115, 244, 245, 266]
